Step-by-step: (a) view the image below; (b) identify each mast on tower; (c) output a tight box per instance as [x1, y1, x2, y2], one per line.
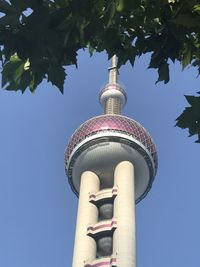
[99, 56, 127, 115]
[109, 55, 118, 84]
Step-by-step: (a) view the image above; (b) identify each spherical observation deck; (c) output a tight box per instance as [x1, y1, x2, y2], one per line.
[65, 115, 158, 203]
[99, 83, 127, 114]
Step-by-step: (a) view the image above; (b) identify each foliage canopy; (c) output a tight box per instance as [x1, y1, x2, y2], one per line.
[0, 0, 200, 141]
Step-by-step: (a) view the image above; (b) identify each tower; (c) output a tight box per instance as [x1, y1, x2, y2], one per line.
[65, 56, 158, 267]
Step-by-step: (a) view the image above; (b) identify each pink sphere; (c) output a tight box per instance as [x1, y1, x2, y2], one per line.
[65, 115, 158, 203]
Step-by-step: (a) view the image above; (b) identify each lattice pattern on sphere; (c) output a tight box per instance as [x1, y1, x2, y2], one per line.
[66, 115, 158, 170]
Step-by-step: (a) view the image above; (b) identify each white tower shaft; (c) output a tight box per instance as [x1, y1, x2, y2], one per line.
[72, 171, 100, 267]
[72, 161, 136, 267]
[113, 161, 136, 267]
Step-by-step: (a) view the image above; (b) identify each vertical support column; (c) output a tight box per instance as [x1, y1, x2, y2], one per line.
[113, 161, 136, 267]
[72, 171, 100, 267]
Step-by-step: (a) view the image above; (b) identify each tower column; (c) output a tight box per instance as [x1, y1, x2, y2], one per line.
[113, 161, 136, 267]
[72, 171, 100, 267]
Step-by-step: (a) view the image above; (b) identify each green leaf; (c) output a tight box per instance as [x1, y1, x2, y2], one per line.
[176, 95, 200, 142]
[0, 0, 15, 13]
[47, 65, 66, 93]
[2, 55, 23, 87]
[13, 63, 24, 83]
[10, 54, 21, 62]
[182, 43, 191, 70]
[1, 54, 33, 92]
[9, 0, 27, 10]
[193, 4, 200, 12]
[88, 43, 94, 57]
[116, 0, 125, 12]
[20, 71, 31, 93]
[173, 14, 200, 28]
[185, 95, 199, 106]
[156, 62, 170, 84]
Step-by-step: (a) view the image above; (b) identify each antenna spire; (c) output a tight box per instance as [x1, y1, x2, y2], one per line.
[109, 55, 118, 84]
[99, 55, 127, 114]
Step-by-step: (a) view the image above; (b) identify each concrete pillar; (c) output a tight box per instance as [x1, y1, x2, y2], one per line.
[113, 161, 136, 267]
[72, 171, 100, 267]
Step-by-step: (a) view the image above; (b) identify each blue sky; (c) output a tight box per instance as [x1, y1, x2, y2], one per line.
[0, 51, 199, 267]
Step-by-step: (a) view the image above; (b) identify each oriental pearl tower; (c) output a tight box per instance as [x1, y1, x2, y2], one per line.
[65, 56, 158, 267]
